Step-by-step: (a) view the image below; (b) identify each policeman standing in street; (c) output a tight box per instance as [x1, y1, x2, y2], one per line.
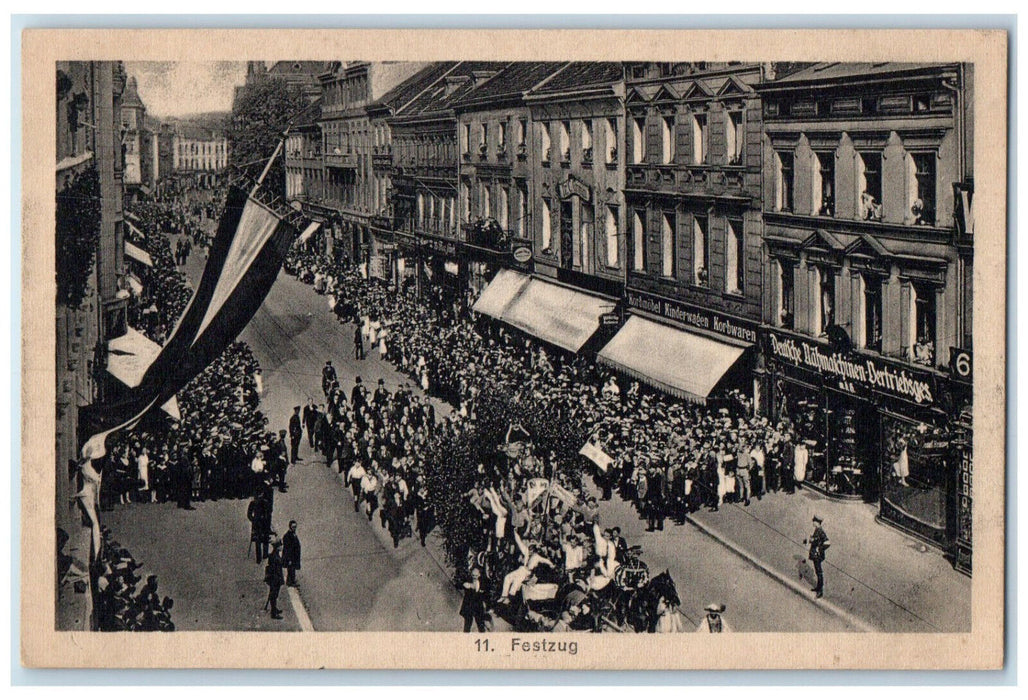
[805, 515, 831, 598]
[288, 406, 303, 464]
[264, 539, 285, 620]
[282, 520, 302, 588]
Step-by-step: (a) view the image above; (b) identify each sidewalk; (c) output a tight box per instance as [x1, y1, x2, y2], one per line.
[686, 486, 971, 632]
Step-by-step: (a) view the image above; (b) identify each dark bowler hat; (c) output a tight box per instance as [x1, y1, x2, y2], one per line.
[813, 515, 823, 524]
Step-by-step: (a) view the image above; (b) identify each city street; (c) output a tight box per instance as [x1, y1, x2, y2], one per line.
[106, 243, 857, 632]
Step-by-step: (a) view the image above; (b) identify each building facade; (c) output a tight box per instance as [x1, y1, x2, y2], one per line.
[603, 62, 769, 406]
[171, 125, 229, 186]
[313, 61, 429, 268]
[756, 63, 974, 568]
[55, 60, 128, 628]
[452, 62, 566, 295]
[120, 76, 154, 197]
[387, 62, 506, 304]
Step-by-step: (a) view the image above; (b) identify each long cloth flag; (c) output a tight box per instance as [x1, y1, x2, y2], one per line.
[80, 184, 299, 458]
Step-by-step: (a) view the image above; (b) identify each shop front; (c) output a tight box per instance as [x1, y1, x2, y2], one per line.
[419, 232, 467, 310]
[600, 289, 759, 406]
[764, 327, 970, 565]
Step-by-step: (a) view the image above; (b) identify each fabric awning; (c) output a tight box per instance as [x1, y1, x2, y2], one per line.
[472, 269, 532, 320]
[125, 240, 153, 268]
[298, 221, 321, 243]
[597, 315, 749, 404]
[499, 277, 610, 353]
[107, 327, 179, 419]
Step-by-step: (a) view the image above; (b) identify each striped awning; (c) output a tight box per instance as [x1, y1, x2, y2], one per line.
[472, 269, 532, 320]
[124, 240, 153, 268]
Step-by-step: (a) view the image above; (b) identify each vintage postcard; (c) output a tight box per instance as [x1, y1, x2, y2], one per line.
[21, 27, 1007, 670]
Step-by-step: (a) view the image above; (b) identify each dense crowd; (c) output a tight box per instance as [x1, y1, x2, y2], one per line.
[283, 248, 783, 631]
[94, 526, 175, 631]
[100, 193, 272, 510]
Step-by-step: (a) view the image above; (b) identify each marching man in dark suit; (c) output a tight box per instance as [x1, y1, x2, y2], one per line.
[288, 406, 303, 464]
[282, 520, 302, 588]
[303, 400, 318, 448]
[805, 515, 831, 598]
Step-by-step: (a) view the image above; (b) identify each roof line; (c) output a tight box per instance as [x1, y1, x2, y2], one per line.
[395, 62, 462, 116]
[527, 61, 574, 96]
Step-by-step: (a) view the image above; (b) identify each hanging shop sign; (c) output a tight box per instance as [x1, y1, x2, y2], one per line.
[600, 312, 620, 326]
[954, 440, 973, 574]
[626, 289, 758, 345]
[513, 246, 533, 264]
[766, 329, 938, 407]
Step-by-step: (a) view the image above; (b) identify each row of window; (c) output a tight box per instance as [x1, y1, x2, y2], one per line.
[176, 142, 226, 155]
[539, 199, 621, 269]
[774, 261, 938, 365]
[537, 119, 618, 165]
[629, 211, 746, 294]
[773, 142, 937, 226]
[628, 108, 744, 166]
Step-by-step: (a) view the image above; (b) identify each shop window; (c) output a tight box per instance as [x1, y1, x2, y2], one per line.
[693, 216, 708, 286]
[605, 205, 619, 267]
[581, 120, 594, 163]
[661, 116, 674, 164]
[540, 123, 552, 164]
[863, 274, 883, 351]
[911, 282, 937, 366]
[775, 151, 794, 212]
[814, 151, 835, 216]
[661, 212, 676, 277]
[632, 210, 646, 272]
[881, 416, 951, 543]
[725, 110, 744, 165]
[631, 117, 645, 164]
[907, 152, 937, 225]
[541, 198, 553, 250]
[726, 218, 744, 294]
[816, 267, 835, 335]
[691, 113, 708, 164]
[857, 152, 883, 221]
[605, 118, 618, 163]
[777, 259, 795, 329]
[559, 121, 571, 162]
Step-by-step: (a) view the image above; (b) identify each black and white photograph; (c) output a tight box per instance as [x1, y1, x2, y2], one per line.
[23, 27, 1007, 670]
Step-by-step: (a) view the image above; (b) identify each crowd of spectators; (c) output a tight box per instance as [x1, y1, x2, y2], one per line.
[94, 526, 175, 631]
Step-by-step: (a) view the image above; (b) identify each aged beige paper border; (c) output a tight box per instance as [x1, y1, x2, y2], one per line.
[21, 27, 1007, 670]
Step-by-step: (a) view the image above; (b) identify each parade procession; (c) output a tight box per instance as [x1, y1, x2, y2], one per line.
[53, 58, 976, 637]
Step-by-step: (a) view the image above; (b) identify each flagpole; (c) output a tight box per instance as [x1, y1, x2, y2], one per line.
[251, 136, 286, 198]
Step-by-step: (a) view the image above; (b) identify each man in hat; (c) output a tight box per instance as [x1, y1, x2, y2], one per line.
[271, 431, 289, 492]
[805, 516, 831, 598]
[696, 603, 731, 633]
[288, 406, 303, 464]
[351, 377, 367, 410]
[303, 399, 319, 449]
[264, 538, 286, 620]
[247, 491, 273, 563]
[282, 520, 302, 587]
[373, 378, 390, 409]
[322, 360, 337, 395]
[353, 325, 365, 360]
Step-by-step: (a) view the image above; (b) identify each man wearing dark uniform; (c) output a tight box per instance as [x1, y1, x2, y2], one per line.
[322, 360, 337, 395]
[288, 406, 303, 464]
[354, 326, 365, 360]
[303, 400, 318, 448]
[282, 521, 302, 588]
[805, 515, 831, 598]
[264, 540, 285, 620]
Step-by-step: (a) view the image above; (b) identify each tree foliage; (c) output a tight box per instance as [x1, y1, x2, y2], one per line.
[228, 77, 304, 199]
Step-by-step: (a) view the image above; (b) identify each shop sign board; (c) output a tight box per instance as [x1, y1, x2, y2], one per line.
[766, 329, 938, 407]
[955, 440, 973, 574]
[420, 234, 459, 258]
[626, 289, 758, 345]
[600, 312, 620, 326]
[950, 347, 973, 383]
[557, 174, 592, 202]
[513, 246, 533, 263]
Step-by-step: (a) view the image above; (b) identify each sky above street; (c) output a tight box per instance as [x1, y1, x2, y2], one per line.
[124, 61, 248, 117]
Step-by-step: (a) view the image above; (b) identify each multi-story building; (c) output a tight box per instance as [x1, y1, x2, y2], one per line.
[55, 60, 128, 629]
[755, 62, 974, 568]
[387, 61, 506, 302]
[366, 62, 457, 287]
[596, 63, 768, 408]
[172, 124, 229, 186]
[120, 75, 152, 198]
[451, 62, 564, 296]
[312, 61, 429, 267]
[237, 60, 331, 106]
